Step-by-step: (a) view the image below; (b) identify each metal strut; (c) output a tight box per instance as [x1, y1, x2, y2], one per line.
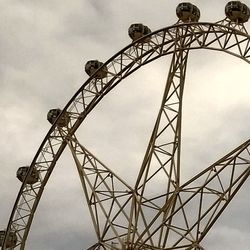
[66, 135, 134, 249]
[129, 28, 190, 249]
[139, 139, 250, 250]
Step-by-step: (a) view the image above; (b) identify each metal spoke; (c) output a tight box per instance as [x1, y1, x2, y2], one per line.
[66, 135, 134, 248]
[135, 139, 250, 249]
[129, 32, 189, 248]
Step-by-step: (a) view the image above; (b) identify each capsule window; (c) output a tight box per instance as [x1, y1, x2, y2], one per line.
[17, 168, 26, 177]
[48, 109, 61, 121]
[181, 3, 192, 11]
[231, 2, 241, 11]
[243, 5, 247, 14]
[94, 61, 99, 68]
[134, 24, 142, 32]
[143, 26, 151, 35]
[0, 232, 4, 242]
[0, 231, 17, 248]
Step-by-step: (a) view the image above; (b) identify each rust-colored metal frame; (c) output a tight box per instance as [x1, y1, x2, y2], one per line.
[2, 19, 250, 250]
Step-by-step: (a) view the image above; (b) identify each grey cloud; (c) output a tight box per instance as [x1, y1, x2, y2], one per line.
[1, 0, 250, 249]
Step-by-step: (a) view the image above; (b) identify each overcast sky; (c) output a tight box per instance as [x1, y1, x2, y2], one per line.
[1, 0, 250, 249]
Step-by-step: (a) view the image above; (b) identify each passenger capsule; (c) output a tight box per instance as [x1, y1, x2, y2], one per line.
[128, 23, 151, 42]
[85, 60, 107, 79]
[16, 166, 39, 184]
[47, 108, 70, 127]
[0, 230, 17, 248]
[176, 2, 200, 22]
[225, 1, 250, 23]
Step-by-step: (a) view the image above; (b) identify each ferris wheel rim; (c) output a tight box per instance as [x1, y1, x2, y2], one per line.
[3, 21, 250, 250]
[22, 21, 250, 160]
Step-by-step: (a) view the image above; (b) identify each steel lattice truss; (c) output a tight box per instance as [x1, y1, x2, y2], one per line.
[2, 20, 250, 250]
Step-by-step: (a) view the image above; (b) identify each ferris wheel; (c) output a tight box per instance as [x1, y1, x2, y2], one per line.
[1, 1, 250, 249]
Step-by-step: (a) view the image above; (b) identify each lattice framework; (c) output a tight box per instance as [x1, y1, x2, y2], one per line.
[2, 21, 250, 250]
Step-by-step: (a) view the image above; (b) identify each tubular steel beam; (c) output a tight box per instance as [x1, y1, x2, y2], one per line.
[129, 35, 189, 249]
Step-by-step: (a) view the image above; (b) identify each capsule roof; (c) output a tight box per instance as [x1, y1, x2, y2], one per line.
[47, 108, 70, 127]
[128, 23, 151, 42]
[85, 60, 107, 79]
[176, 2, 200, 22]
[225, 1, 250, 23]
[16, 166, 39, 184]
